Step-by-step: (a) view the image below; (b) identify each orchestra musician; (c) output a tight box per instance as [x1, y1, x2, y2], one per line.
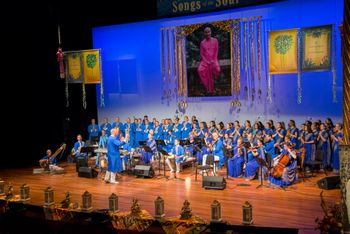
[202, 132, 224, 173]
[268, 136, 297, 187]
[95, 129, 108, 168]
[69, 134, 86, 162]
[165, 139, 185, 173]
[105, 128, 127, 184]
[181, 115, 192, 140]
[245, 138, 265, 181]
[100, 117, 112, 137]
[141, 133, 157, 165]
[39, 149, 64, 172]
[227, 137, 246, 178]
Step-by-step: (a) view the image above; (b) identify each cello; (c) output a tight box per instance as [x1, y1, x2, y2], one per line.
[271, 143, 294, 178]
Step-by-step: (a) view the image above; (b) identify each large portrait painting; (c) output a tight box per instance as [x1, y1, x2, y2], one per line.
[186, 23, 231, 97]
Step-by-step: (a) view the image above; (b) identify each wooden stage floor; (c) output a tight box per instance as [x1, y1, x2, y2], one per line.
[0, 163, 341, 234]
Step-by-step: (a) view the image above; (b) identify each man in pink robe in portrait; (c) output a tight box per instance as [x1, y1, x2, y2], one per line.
[197, 27, 221, 94]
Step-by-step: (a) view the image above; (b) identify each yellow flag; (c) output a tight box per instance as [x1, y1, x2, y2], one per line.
[269, 29, 298, 74]
[82, 49, 101, 84]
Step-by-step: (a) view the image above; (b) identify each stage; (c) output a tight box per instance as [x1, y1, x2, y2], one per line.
[0, 163, 341, 234]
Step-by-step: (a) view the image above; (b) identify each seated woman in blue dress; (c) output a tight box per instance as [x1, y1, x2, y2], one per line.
[245, 138, 265, 180]
[227, 137, 246, 178]
[269, 136, 297, 187]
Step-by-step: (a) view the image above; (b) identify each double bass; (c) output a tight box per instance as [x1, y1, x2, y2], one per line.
[271, 143, 294, 178]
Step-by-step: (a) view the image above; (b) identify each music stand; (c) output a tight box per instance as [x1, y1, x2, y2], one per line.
[256, 157, 271, 189]
[80, 146, 96, 158]
[179, 139, 190, 146]
[157, 149, 170, 180]
[155, 140, 166, 176]
[194, 138, 205, 148]
[222, 147, 233, 179]
[90, 136, 100, 146]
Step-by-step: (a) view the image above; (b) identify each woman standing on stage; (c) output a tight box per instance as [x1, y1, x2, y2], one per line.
[331, 123, 344, 173]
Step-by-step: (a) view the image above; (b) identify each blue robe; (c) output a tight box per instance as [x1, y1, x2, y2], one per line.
[107, 135, 126, 173]
[41, 155, 57, 165]
[245, 148, 265, 180]
[165, 135, 176, 152]
[319, 130, 330, 165]
[171, 145, 185, 164]
[264, 140, 276, 159]
[100, 123, 112, 136]
[88, 124, 99, 140]
[303, 133, 315, 163]
[153, 126, 163, 140]
[142, 124, 151, 141]
[112, 122, 124, 135]
[288, 127, 299, 149]
[212, 139, 224, 168]
[73, 141, 86, 158]
[181, 122, 192, 139]
[332, 132, 343, 171]
[269, 147, 297, 186]
[227, 146, 246, 177]
[173, 123, 182, 140]
[141, 139, 156, 164]
[135, 124, 144, 147]
[252, 129, 262, 144]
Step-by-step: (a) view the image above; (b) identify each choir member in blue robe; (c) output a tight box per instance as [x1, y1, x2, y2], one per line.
[143, 119, 151, 140]
[252, 122, 262, 144]
[227, 137, 246, 178]
[124, 117, 134, 147]
[243, 120, 253, 141]
[167, 119, 174, 132]
[318, 123, 330, 167]
[302, 124, 315, 163]
[225, 122, 234, 138]
[105, 129, 126, 184]
[223, 133, 233, 154]
[331, 123, 344, 173]
[192, 123, 201, 138]
[153, 120, 163, 140]
[88, 118, 99, 141]
[165, 139, 185, 173]
[100, 117, 112, 136]
[269, 138, 297, 187]
[217, 122, 225, 139]
[264, 134, 276, 160]
[135, 118, 144, 147]
[165, 130, 176, 152]
[184, 132, 196, 157]
[71, 134, 86, 160]
[161, 119, 168, 140]
[172, 118, 182, 140]
[141, 134, 157, 165]
[287, 120, 299, 149]
[273, 122, 286, 154]
[263, 121, 274, 138]
[181, 116, 192, 140]
[232, 126, 241, 146]
[112, 117, 124, 135]
[208, 121, 217, 135]
[198, 122, 209, 138]
[95, 129, 108, 167]
[245, 139, 265, 180]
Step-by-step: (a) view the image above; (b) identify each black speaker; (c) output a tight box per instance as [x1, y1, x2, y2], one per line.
[202, 176, 226, 190]
[76, 157, 88, 172]
[317, 176, 340, 190]
[78, 167, 98, 178]
[134, 165, 154, 178]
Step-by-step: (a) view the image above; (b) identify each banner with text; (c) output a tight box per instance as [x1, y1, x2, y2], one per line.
[157, 0, 283, 17]
[65, 52, 84, 83]
[301, 25, 332, 72]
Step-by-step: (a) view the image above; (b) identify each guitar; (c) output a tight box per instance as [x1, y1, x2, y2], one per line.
[40, 143, 66, 168]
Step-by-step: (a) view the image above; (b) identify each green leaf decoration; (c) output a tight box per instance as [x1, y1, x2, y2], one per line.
[86, 54, 97, 69]
[274, 35, 293, 55]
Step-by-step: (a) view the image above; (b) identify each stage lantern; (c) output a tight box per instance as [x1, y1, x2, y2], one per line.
[81, 191, 92, 212]
[154, 196, 165, 218]
[0, 179, 4, 196]
[211, 200, 222, 223]
[242, 201, 253, 225]
[109, 193, 119, 213]
[44, 186, 54, 207]
[20, 184, 30, 202]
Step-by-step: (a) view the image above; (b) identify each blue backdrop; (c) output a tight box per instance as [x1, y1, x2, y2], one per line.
[93, 0, 343, 126]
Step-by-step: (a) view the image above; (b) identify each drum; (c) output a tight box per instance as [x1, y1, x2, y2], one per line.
[99, 156, 108, 170]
